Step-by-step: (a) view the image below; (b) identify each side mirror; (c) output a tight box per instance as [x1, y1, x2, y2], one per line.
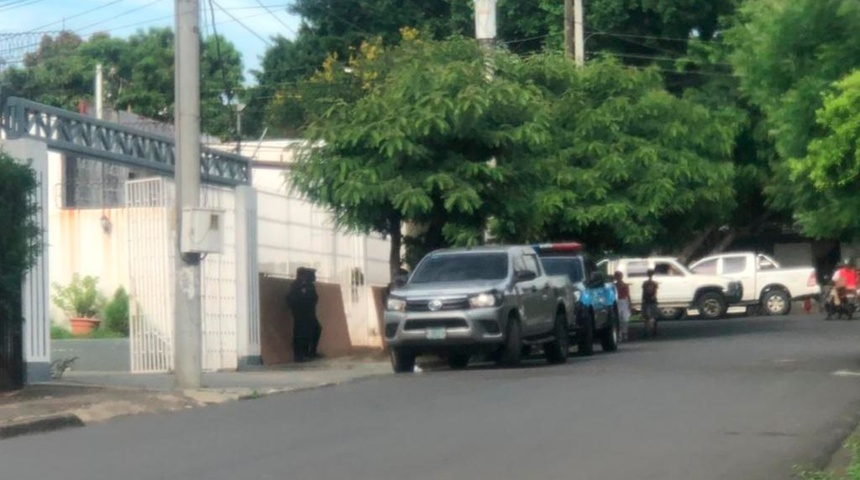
[394, 274, 409, 287]
[516, 270, 537, 282]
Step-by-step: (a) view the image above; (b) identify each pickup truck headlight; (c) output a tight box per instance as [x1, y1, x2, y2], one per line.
[469, 291, 502, 308]
[386, 297, 406, 312]
[573, 290, 582, 302]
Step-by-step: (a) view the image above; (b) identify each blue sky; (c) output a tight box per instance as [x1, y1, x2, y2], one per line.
[1, 0, 302, 84]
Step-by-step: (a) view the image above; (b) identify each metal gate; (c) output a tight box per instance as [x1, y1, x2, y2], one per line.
[126, 178, 239, 373]
[126, 178, 175, 373]
[200, 185, 238, 371]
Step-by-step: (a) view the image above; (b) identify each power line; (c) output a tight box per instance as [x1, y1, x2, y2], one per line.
[587, 50, 733, 68]
[210, 0, 271, 46]
[28, 0, 125, 31]
[74, 0, 167, 35]
[0, 0, 47, 13]
[253, 0, 299, 38]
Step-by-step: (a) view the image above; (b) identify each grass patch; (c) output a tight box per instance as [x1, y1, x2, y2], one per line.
[796, 440, 860, 479]
[51, 325, 74, 340]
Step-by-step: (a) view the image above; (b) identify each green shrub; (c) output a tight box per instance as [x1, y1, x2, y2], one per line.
[52, 274, 106, 319]
[0, 152, 40, 327]
[87, 327, 125, 339]
[102, 287, 129, 336]
[50, 324, 74, 340]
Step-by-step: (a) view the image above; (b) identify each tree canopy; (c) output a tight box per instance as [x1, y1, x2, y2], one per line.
[290, 36, 740, 275]
[0, 28, 244, 139]
[728, 0, 860, 239]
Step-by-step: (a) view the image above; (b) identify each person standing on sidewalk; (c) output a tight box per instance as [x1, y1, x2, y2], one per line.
[614, 271, 631, 341]
[641, 269, 659, 338]
[288, 267, 321, 362]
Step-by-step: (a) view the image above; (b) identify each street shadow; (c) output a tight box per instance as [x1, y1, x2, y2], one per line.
[625, 316, 802, 343]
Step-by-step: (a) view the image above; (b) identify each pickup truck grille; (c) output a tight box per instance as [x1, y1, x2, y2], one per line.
[405, 298, 470, 312]
[403, 319, 469, 331]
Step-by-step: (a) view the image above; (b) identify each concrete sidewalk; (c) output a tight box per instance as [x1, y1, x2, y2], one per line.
[0, 357, 391, 440]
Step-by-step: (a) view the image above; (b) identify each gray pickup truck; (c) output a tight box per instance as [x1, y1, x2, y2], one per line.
[383, 245, 576, 373]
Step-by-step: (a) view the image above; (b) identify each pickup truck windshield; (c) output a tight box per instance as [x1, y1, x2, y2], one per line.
[541, 257, 585, 283]
[410, 252, 509, 284]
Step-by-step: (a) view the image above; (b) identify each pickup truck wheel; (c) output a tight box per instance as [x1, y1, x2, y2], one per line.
[448, 354, 470, 370]
[577, 310, 595, 356]
[762, 290, 791, 316]
[498, 316, 523, 367]
[697, 292, 726, 320]
[545, 310, 569, 364]
[600, 306, 619, 352]
[390, 348, 416, 373]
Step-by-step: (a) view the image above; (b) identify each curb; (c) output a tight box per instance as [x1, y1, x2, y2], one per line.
[0, 414, 85, 440]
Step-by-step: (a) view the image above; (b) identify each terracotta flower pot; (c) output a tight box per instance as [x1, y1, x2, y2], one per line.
[70, 317, 101, 336]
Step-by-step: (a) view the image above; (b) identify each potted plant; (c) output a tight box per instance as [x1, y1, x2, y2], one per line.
[52, 274, 107, 336]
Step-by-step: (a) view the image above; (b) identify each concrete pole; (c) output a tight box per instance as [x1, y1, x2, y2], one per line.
[574, 0, 585, 67]
[95, 64, 104, 120]
[475, 0, 497, 244]
[174, 0, 203, 389]
[564, 0, 574, 60]
[474, 0, 496, 80]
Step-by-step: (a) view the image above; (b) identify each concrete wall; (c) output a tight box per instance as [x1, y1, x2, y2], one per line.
[46, 151, 131, 327]
[259, 275, 357, 365]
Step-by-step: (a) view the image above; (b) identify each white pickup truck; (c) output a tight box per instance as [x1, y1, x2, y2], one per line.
[599, 257, 744, 320]
[688, 252, 819, 315]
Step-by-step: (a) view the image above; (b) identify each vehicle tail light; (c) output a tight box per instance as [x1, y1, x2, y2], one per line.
[808, 272, 818, 287]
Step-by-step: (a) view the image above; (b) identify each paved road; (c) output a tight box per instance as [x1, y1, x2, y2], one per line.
[5, 314, 860, 480]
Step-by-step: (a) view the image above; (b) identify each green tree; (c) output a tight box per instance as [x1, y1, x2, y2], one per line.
[727, 0, 860, 222]
[0, 152, 40, 330]
[510, 55, 739, 253]
[290, 37, 551, 279]
[290, 36, 740, 274]
[788, 71, 860, 239]
[0, 29, 245, 139]
[251, 0, 741, 136]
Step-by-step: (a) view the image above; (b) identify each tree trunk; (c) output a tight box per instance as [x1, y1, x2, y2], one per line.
[713, 228, 741, 254]
[388, 213, 403, 284]
[677, 226, 717, 264]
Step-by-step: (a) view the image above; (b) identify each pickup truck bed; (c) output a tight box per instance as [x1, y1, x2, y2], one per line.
[689, 252, 819, 315]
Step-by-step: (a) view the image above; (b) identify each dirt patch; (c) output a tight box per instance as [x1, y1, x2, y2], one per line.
[0, 385, 105, 405]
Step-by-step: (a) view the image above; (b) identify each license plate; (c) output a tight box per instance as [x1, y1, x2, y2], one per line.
[426, 327, 447, 340]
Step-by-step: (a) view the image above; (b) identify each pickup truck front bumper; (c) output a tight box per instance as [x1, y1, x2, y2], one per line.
[383, 308, 506, 350]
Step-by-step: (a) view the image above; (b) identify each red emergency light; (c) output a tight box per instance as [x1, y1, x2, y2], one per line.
[532, 242, 583, 253]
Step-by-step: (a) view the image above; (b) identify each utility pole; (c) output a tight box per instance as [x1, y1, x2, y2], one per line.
[564, 0, 585, 66]
[474, 0, 496, 80]
[575, 0, 585, 66]
[95, 64, 104, 120]
[235, 103, 245, 154]
[475, 0, 497, 244]
[173, 0, 203, 389]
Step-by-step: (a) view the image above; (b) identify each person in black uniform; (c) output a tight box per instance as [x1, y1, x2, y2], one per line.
[288, 267, 322, 362]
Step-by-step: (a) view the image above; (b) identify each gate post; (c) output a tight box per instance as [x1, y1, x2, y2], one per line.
[1, 138, 51, 383]
[235, 185, 261, 367]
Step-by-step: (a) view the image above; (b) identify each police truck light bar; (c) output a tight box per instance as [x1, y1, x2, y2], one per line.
[532, 242, 583, 254]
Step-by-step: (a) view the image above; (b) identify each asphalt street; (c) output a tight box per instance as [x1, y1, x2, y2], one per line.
[4, 314, 860, 480]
